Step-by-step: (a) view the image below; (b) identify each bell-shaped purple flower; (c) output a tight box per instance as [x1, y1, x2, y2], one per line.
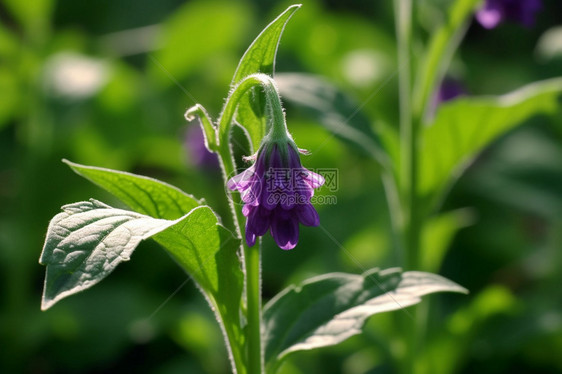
[227, 141, 324, 250]
[476, 0, 542, 29]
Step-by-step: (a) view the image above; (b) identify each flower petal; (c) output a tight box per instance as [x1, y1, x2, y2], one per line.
[288, 146, 302, 169]
[296, 203, 320, 227]
[261, 179, 277, 210]
[227, 165, 256, 191]
[247, 206, 271, 237]
[246, 228, 257, 247]
[304, 169, 325, 189]
[271, 208, 299, 250]
[280, 191, 297, 210]
[241, 180, 261, 205]
[242, 204, 253, 217]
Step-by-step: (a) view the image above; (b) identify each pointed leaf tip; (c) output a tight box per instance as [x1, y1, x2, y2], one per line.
[39, 199, 174, 310]
[231, 4, 301, 152]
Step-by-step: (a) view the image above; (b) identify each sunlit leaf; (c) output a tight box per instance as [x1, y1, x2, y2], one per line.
[232, 4, 301, 152]
[64, 159, 201, 220]
[39, 199, 177, 310]
[39, 198, 243, 356]
[421, 78, 562, 206]
[41, 162, 244, 363]
[263, 267, 467, 372]
[232, 4, 300, 83]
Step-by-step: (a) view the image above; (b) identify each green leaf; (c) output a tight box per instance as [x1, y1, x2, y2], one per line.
[231, 4, 301, 86]
[263, 268, 467, 372]
[41, 163, 245, 366]
[231, 4, 301, 152]
[275, 72, 389, 168]
[421, 78, 562, 206]
[39, 199, 178, 310]
[64, 159, 201, 220]
[39, 198, 243, 348]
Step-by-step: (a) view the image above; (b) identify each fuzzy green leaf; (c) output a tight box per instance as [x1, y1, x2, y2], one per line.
[39, 199, 176, 310]
[263, 268, 467, 372]
[52, 161, 244, 348]
[64, 159, 201, 220]
[421, 78, 562, 206]
[39, 199, 243, 354]
[39, 199, 242, 307]
[231, 4, 300, 152]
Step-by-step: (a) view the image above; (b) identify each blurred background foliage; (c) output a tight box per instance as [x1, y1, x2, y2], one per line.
[1, 0, 562, 373]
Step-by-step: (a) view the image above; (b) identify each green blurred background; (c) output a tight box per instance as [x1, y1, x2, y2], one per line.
[1, 0, 562, 373]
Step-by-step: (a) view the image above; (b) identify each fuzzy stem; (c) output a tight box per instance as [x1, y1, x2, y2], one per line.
[245, 241, 262, 374]
[216, 73, 282, 373]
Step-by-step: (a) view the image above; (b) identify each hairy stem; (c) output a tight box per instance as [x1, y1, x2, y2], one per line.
[216, 74, 282, 373]
[245, 241, 262, 374]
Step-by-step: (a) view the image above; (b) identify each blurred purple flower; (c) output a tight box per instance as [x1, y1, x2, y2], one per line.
[476, 0, 542, 29]
[429, 77, 466, 117]
[185, 123, 219, 169]
[435, 78, 466, 105]
[227, 141, 324, 250]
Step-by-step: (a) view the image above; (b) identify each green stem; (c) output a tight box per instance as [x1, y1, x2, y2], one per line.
[393, 1, 480, 373]
[394, 1, 421, 374]
[214, 150, 249, 374]
[215, 74, 282, 373]
[245, 240, 262, 374]
[394, 0, 418, 271]
[218, 74, 283, 149]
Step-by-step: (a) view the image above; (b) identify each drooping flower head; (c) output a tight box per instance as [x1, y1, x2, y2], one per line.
[476, 0, 542, 29]
[227, 138, 324, 250]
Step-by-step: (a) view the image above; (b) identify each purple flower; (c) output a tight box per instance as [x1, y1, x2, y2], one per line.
[476, 0, 542, 29]
[435, 78, 466, 106]
[429, 77, 466, 117]
[185, 123, 219, 169]
[227, 141, 324, 250]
